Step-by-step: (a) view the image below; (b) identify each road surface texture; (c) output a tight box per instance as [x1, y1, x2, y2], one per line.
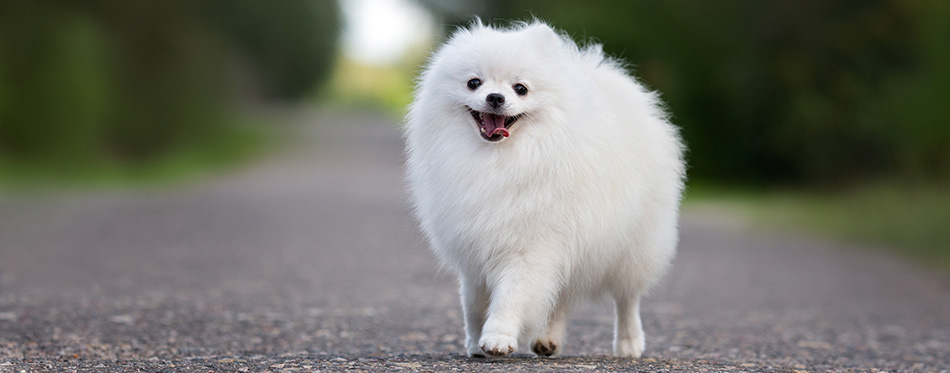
[1, 110, 948, 372]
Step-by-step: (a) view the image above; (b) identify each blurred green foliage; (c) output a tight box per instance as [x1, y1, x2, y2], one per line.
[209, 0, 340, 100]
[426, 0, 950, 185]
[0, 0, 339, 173]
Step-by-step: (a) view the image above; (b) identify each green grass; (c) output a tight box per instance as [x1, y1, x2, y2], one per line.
[319, 55, 421, 118]
[0, 117, 276, 193]
[685, 182, 950, 271]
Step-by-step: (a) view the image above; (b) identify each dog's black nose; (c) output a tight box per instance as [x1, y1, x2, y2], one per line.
[486, 93, 505, 108]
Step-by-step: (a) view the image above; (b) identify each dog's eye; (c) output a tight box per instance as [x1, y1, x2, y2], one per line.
[467, 78, 481, 90]
[513, 83, 528, 96]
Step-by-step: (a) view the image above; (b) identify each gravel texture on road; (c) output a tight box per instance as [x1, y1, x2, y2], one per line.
[1, 110, 948, 372]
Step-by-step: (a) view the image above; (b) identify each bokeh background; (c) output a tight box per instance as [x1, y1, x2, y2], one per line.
[1, 0, 948, 268]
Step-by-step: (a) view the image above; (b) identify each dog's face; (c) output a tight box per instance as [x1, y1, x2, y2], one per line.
[461, 75, 529, 142]
[425, 23, 571, 143]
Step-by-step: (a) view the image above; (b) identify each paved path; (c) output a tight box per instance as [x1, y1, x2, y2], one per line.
[1, 110, 948, 371]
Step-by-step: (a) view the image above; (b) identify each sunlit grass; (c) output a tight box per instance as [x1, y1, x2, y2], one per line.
[320, 54, 423, 118]
[686, 182, 950, 270]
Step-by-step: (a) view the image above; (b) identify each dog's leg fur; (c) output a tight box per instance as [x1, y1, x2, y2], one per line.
[613, 294, 645, 358]
[531, 300, 569, 356]
[478, 261, 560, 356]
[460, 274, 490, 357]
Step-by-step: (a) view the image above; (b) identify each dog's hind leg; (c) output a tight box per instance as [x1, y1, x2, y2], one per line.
[460, 274, 490, 357]
[612, 293, 645, 358]
[531, 300, 569, 357]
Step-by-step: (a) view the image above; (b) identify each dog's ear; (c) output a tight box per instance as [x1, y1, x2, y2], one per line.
[524, 22, 560, 45]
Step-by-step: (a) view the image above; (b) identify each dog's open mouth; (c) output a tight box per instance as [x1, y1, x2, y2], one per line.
[468, 107, 523, 142]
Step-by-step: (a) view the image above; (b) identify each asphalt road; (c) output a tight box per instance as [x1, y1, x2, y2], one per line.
[1, 110, 948, 372]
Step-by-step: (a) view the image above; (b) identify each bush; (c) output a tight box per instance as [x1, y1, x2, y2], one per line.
[0, 0, 339, 168]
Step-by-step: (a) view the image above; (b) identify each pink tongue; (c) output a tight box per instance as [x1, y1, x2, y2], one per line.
[482, 113, 509, 137]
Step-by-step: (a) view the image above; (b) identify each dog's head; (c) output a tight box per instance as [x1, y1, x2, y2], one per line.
[419, 21, 579, 143]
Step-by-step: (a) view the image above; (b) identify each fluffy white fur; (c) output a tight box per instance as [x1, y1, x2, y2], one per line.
[403, 20, 685, 358]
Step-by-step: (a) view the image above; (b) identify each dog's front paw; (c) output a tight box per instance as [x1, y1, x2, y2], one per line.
[614, 337, 644, 358]
[531, 337, 560, 357]
[479, 334, 517, 357]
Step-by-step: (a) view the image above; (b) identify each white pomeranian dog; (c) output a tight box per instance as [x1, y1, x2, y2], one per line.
[404, 20, 685, 358]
